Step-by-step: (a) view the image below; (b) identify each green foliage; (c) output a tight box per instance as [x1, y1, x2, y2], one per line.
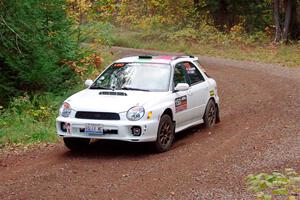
[112, 22, 270, 47]
[104, 0, 275, 34]
[0, 94, 56, 146]
[115, 0, 195, 29]
[90, 0, 118, 22]
[110, 27, 300, 67]
[247, 168, 300, 200]
[0, 87, 82, 146]
[89, 0, 300, 42]
[0, 0, 79, 104]
[0, 48, 116, 147]
[202, 0, 272, 32]
[80, 22, 115, 46]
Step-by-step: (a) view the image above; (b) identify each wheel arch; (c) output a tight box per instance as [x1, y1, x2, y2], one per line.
[161, 108, 173, 120]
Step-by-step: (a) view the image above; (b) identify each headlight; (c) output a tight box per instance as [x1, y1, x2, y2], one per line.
[59, 102, 72, 117]
[126, 106, 145, 121]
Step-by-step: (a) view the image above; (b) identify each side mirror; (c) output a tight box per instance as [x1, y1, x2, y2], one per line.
[174, 83, 189, 92]
[84, 79, 93, 88]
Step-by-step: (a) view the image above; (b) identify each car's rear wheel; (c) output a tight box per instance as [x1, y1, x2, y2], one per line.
[204, 99, 217, 128]
[154, 115, 174, 153]
[63, 137, 91, 151]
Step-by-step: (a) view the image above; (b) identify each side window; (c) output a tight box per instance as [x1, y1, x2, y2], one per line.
[184, 62, 205, 84]
[173, 63, 188, 87]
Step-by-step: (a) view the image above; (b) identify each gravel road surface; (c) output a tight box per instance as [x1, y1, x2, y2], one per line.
[1, 47, 300, 200]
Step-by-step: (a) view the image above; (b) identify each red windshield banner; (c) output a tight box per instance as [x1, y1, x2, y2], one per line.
[114, 63, 126, 67]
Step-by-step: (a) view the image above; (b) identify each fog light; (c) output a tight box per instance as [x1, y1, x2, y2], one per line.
[61, 122, 67, 132]
[131, 126, 142, 136]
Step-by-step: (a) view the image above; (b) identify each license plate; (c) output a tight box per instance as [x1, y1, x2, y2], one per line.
[85, 124, 103, 135]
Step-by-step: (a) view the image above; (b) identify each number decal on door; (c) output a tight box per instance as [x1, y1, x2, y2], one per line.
[175, 95, 187, 113]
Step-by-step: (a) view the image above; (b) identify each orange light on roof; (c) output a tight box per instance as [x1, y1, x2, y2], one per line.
[114, 63, 125, 67]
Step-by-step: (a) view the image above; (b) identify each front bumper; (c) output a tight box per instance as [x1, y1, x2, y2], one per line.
[56, 116, 159, 142]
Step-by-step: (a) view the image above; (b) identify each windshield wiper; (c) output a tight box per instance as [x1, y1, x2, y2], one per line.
[121, 87, 150, 92]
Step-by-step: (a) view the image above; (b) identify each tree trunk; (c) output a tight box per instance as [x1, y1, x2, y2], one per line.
[274, 0, 282, 42]
[213, 0, 230, 31]
[194, 0, 201, 13]
[282, 0, 292, 42]
[290, 0, 299, 39]
[194, 0, 201, 27]
[77, 10, 83, 47]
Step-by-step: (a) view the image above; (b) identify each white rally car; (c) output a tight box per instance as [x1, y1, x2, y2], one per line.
[56, 55, 220, 152]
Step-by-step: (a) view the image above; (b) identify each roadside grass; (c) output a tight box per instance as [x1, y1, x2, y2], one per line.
[111, 28, 300, 67]
[0, 47, 115, 148]
[0, 87, 81, 147]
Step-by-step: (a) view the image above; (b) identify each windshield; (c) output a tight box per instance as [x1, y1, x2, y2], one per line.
[90, 63, 171, 92]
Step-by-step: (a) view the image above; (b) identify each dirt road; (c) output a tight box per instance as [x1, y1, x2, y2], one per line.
[1, 47, 300, 200]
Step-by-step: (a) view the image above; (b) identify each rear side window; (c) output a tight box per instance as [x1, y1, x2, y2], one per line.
[183, 62, 205, 84]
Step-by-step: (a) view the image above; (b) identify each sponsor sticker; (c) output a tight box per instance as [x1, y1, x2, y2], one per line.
[175, 95, 187, 113]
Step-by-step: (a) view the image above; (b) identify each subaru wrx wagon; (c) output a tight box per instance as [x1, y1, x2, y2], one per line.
[56, 55, 220, 152]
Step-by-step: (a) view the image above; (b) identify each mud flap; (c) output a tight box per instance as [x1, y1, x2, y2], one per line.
[172, 121, 176, 134]
[216, 105, 221, 123]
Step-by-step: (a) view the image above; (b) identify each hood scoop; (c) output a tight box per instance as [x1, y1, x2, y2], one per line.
[99, 91, 127, 96]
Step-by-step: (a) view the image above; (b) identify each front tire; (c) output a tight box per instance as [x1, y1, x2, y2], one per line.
[203, 99, 217, 128]
[63, 137, 91, 151]
[154, 115, 174, 153]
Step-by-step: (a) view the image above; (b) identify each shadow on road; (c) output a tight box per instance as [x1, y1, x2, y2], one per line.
[175, 124, 205, 141]
[61, 124, 206, 159]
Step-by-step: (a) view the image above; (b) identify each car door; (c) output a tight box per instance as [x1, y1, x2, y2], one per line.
[183, 61, 210, 120]
[173, 63, 193, 127]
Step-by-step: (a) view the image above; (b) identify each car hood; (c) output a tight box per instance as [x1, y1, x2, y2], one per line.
[66, 89, 166, 113]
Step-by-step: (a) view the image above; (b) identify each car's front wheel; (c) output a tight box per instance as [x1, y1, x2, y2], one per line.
[154, 115, 174, 153]
[63, 137, 91, 151]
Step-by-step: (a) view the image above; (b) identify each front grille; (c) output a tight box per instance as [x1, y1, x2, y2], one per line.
[75, 111, 120, 120]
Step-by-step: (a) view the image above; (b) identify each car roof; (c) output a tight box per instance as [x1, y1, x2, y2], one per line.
[114, 55, 198, 65]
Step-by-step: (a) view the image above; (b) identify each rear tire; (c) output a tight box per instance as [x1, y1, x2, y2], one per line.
[154, 115, 174, 153]
[203, 99, 217, 129]
[63, 137, 90, 151]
